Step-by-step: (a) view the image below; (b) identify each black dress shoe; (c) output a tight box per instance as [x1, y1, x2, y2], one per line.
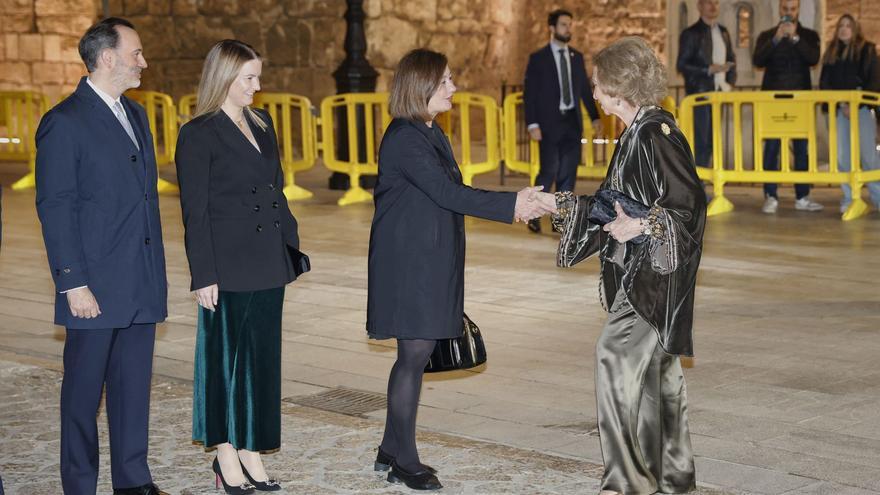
[374, 446, 437, 474]
[113, 483, 169, 495]
[387, 461, 442, 491]
[527, 218, 541, 233]
[240, 460, 282, 491]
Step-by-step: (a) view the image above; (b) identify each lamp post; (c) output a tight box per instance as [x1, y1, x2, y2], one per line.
[329, 0, 379, 190]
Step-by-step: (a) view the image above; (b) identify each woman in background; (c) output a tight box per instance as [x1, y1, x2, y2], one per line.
[820, 14, 880, 213]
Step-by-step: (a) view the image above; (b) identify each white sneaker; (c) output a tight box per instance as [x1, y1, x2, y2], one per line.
[794, 196, 824, 211]
[762, 196, 778, 214]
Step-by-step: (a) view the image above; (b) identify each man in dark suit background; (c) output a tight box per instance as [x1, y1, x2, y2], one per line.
[677, 0, 736, 168]
[752, 0, 822, 214]
[35, 17, 168, 495]
[524, 8, 601, 233]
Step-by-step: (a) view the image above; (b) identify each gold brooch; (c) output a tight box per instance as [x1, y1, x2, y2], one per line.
[660, 123, 671, 135]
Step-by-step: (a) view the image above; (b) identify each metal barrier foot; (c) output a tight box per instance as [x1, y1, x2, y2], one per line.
[157, 178, 179, 195]
[706, 195, 734, 217]
[337, 186, 373, 206]
[283, 183, 314, 201]
[11, 172, 35, 191]
[841, 199, 869, 221]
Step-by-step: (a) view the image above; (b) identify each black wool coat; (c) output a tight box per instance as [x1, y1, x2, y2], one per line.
[366, 118, 516, 340]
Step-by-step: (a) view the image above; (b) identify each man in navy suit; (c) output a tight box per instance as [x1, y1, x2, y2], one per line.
[524, 8, 601, 233]
[35, 17, 168, 495]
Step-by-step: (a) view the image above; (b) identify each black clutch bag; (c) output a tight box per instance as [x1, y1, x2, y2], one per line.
[589, 189, 651, 244]
[424, 313, 487, 373]
[286, 245, 311, 278]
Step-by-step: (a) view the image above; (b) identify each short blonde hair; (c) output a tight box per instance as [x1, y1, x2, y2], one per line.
[193, 39, 266, 130]
[389, 49, 448, 121]
[593, 37, 667, 108]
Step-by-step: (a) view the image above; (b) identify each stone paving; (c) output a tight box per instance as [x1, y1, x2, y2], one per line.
[0, 357, 736, 495]
[2, 166, 880, 495]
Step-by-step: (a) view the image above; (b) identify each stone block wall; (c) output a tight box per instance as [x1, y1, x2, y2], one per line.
[0, 0, 97, 101]
[824, 0, 880, 49]
[7, 1, 877, 107]
[109, 0, 671, 103]
[108, 0, 347, 103]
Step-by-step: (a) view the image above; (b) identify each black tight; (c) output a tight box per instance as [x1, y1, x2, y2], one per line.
[380, 338, 436, 472]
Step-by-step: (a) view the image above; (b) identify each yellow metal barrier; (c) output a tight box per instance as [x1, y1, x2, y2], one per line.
[1, 91, 50, 190]
[501, 92, 539, 184]
[679, 90, 880, 220]
[320, 92, 391, 206]
[502, 91, 620, 184]
[178, 94, 197, 126]
[125, 90, 179, 194]
[438, 92, 502, 185]
[253, 93, 317, 201]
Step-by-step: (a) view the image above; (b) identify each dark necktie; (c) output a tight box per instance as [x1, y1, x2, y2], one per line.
[559, 48, 572, 107]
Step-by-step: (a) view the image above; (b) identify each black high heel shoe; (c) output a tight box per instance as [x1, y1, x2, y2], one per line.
[212, 457, 255, 495]
[387, 461, 442, 491]
[374, 446, 437, 474]
[239, 460, 282, 492]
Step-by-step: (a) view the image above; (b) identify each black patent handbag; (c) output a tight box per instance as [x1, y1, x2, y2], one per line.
[424, 313, 487, 372]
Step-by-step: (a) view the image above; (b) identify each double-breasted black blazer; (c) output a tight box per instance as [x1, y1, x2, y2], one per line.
[524, 43, 600, 140]
[366, 118, 516, 340]
[176, 108, 300, 292]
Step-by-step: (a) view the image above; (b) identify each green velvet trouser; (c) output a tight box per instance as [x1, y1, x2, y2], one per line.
[192, 287, 284, 451]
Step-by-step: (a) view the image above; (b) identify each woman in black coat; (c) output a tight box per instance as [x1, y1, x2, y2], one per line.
[176, 40, 299, 494]
[366, 48, 556, 490]
[819, 14, 880, 212]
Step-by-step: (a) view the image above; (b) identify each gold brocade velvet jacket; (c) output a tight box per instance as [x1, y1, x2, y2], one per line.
[554, 106, 707, 356]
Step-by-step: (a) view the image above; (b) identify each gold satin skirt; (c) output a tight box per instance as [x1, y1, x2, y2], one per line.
[595, 288, 696, 494]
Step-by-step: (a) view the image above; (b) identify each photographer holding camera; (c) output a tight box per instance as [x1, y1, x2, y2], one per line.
[753, 0, 822, 214]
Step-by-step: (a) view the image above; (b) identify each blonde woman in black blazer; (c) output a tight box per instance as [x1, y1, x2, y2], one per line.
[176, 39, 299, 494]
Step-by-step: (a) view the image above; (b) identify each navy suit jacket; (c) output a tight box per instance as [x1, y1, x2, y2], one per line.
[35, 77, 168, 329]
[524, 43, 599, 139]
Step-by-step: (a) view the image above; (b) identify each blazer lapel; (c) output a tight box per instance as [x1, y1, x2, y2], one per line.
[74, 80, 145, 186]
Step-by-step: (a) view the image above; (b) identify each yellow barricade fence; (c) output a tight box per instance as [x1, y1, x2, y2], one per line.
[253, 93, 317, 200]
[501, 92, 539, 183]
[319, 92, 502, 206]
[438, 92, 501, 185]
[502, 91, 615, 184]
[178, 94, 197, 126]
[319, 92, 391, 206]
[1, 91, 50, 190]
[125, 90, 179, 194]
[679, 90, 880, 220]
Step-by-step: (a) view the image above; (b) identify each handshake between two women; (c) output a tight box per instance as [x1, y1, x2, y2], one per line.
[513, 186, 558, 223]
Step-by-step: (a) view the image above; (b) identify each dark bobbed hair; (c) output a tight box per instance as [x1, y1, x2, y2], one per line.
[389, 48, 448, 122]
[78, 17, 135, 73]
[548, 9, 574, 27]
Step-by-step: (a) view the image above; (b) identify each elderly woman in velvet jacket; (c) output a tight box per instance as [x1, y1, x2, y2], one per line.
[552, 37, 706, 495]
